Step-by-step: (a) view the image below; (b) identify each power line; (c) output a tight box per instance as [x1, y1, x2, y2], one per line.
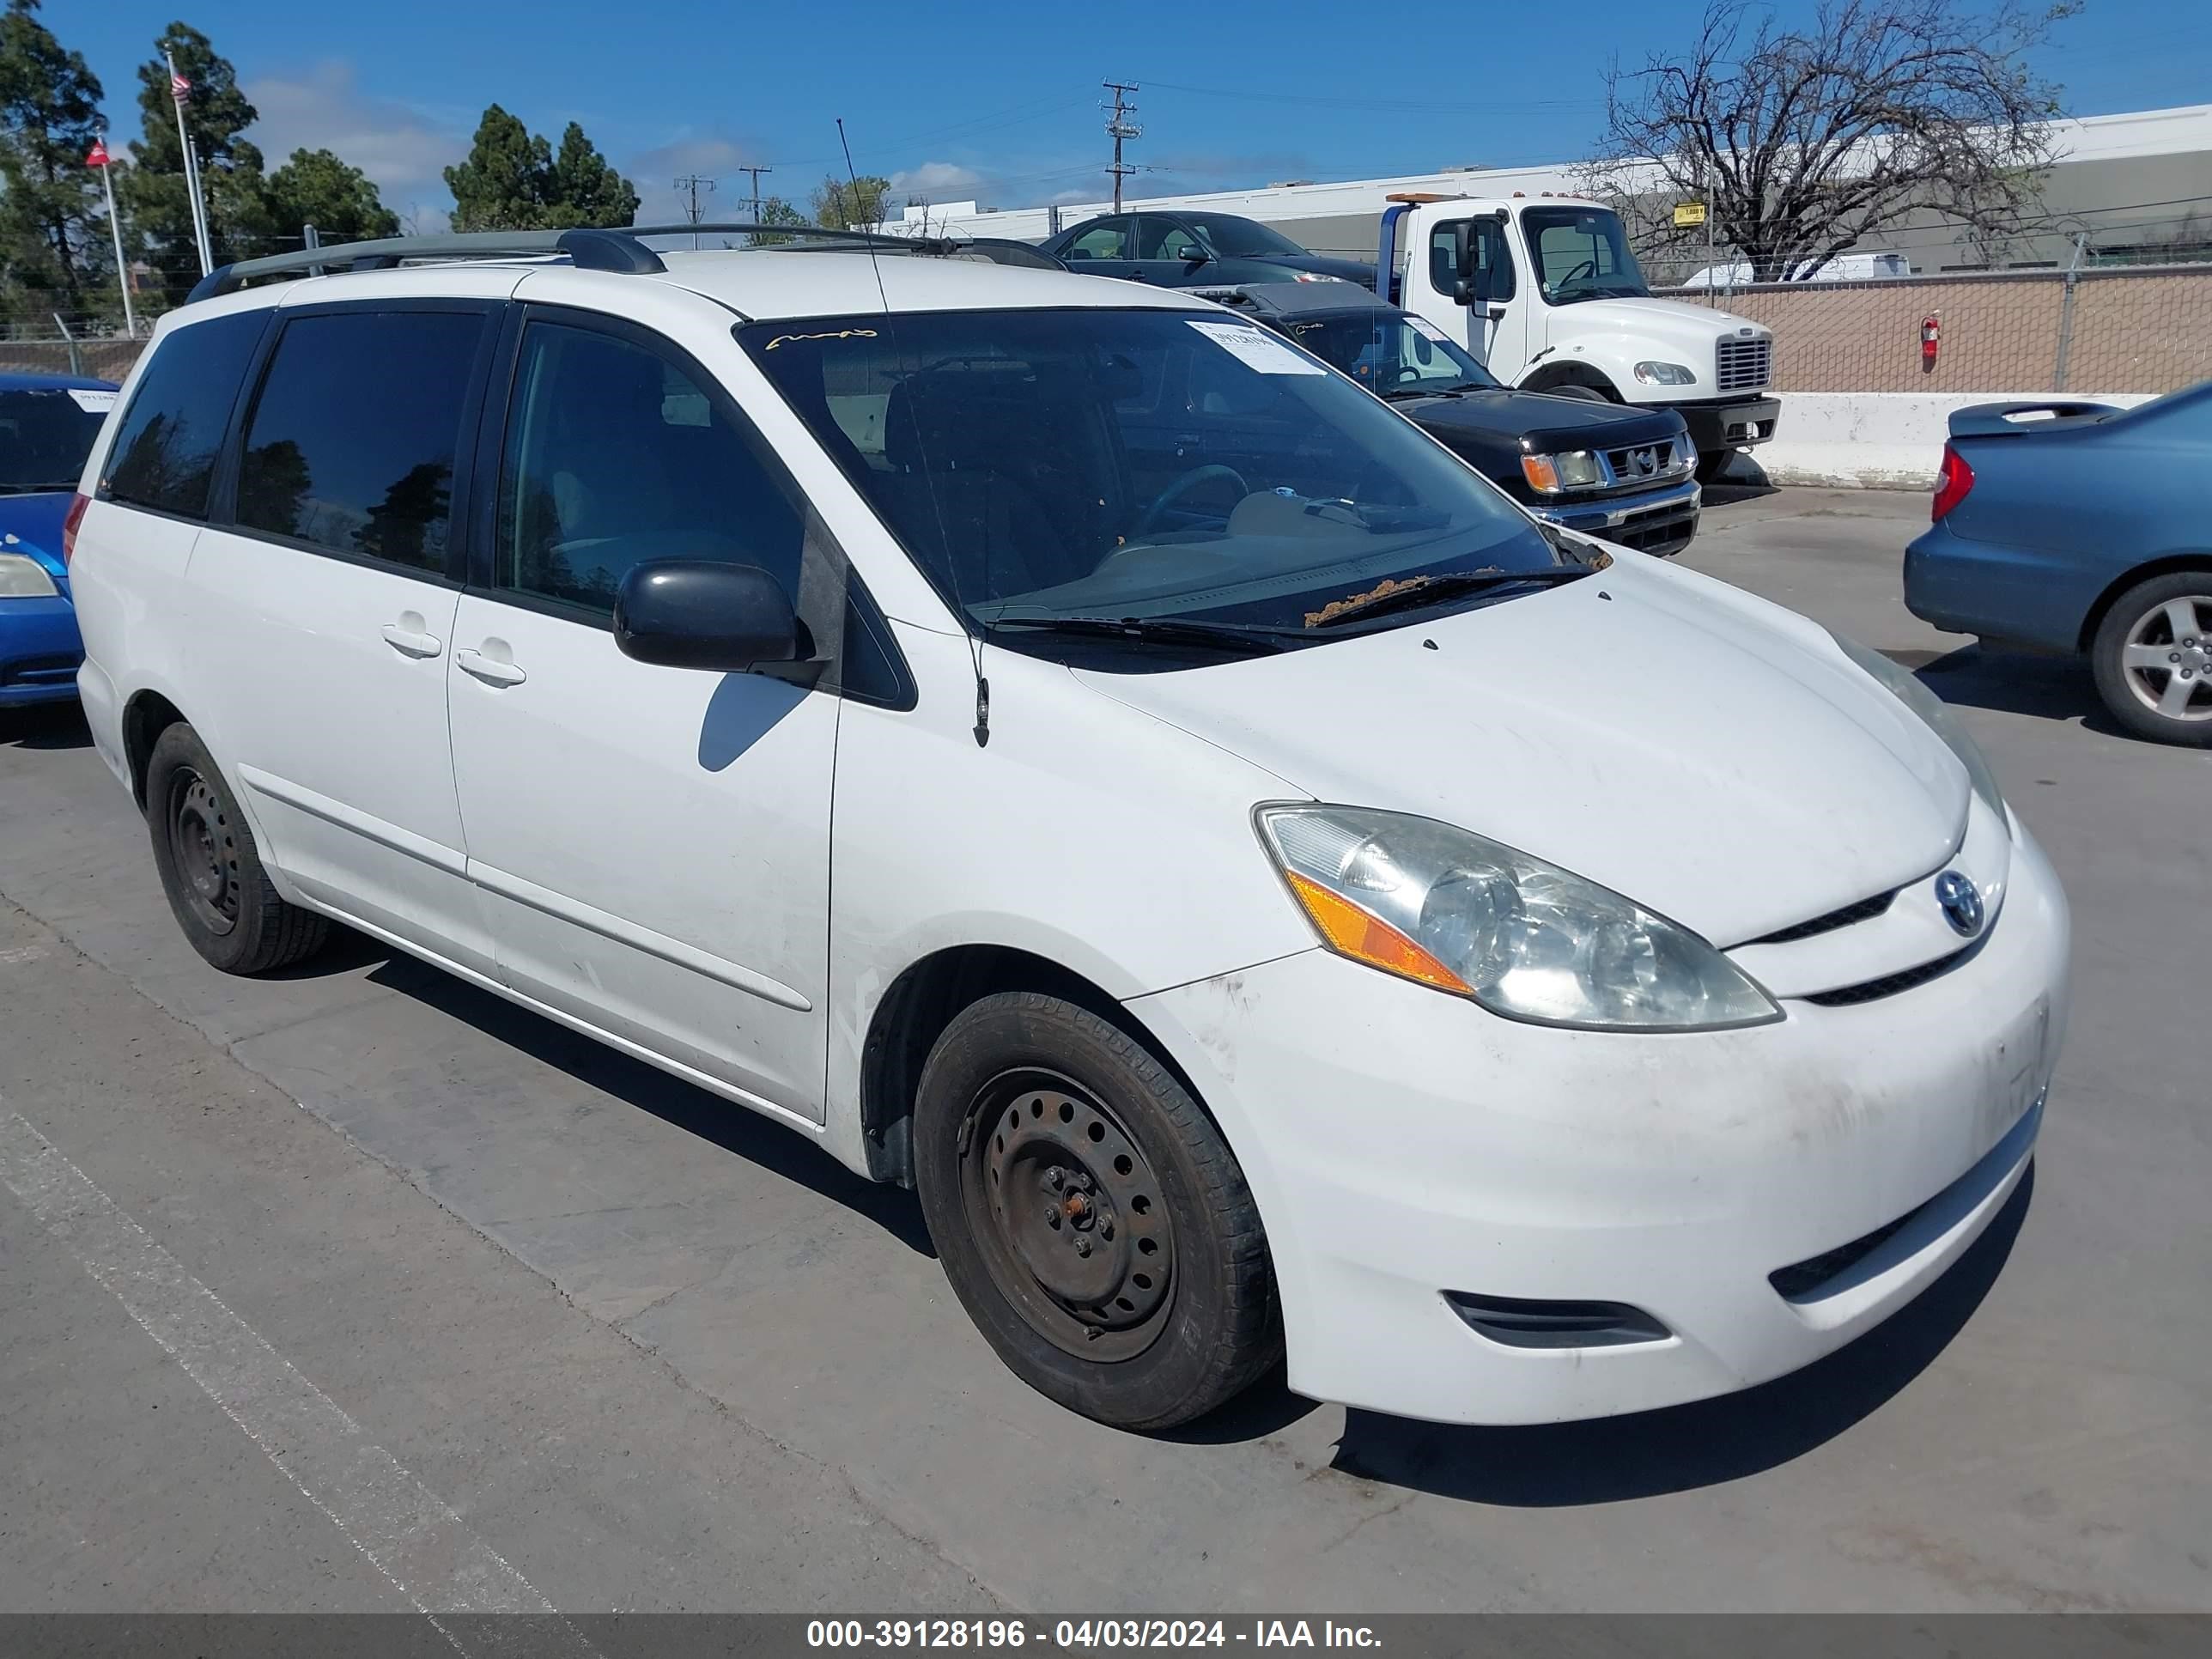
[736, 164, 775, 240]
[672, 173, 716, 248]
[1103, 80, 1140, 213]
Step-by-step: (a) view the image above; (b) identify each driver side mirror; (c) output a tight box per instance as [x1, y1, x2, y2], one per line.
[615, 561, 817, 682]
[1173, 241, 1207, 264]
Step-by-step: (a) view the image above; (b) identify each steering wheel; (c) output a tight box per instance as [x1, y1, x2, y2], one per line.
[1553, 258, 1597, 288]
[1135, 465, 1249, 537]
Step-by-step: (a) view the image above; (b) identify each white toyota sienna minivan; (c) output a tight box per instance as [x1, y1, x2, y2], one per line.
[65, 228, 2069, 1431]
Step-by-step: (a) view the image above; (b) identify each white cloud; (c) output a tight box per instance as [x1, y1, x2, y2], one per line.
[243, 62, 463, 229]
[890, 161, 985, 197]
[623, 135, 776, 227]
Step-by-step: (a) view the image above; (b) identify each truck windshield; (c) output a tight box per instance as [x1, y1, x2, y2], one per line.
[1273, 312, 1502, 396]
[740, 307, 1565, 650]
[1521, 207, 1651, 305]
[0, 387, 110, 492]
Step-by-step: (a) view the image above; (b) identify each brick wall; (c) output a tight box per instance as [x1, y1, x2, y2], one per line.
[1664, 264, 2212, 395]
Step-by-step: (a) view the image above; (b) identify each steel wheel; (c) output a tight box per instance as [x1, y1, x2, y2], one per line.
[2118, 592, 2212, 723]
[960, 1067, 1175, 1363]
[167, 768, 240, 936]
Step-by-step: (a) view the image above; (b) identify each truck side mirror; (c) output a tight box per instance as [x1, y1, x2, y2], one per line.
[1450, 223, 1477, 306]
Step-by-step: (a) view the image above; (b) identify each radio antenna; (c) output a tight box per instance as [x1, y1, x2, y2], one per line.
[837, 118, 989, 746]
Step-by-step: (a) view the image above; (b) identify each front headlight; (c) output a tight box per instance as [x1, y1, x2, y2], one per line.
[1519, 449, 1604, 493]
[1827, 631, 2004, 818]
[1256, 805, 1781, 1030]
[1634, 361, 1697, 386]
[0, 552, 60, 598]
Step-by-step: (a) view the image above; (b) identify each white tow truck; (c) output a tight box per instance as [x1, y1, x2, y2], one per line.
[1377, 193, 1781, 478]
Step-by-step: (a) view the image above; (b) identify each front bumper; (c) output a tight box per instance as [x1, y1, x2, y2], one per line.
[0, 595, 82, 707]
[1127, 823, 2069, 1425]
[1534, 477, 1700, 556]
[1676, 395, 1782, 452]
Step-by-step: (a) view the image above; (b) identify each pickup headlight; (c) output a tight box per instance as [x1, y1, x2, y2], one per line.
[1827, 631, 2004, 818]
[1256, 805, 1781, 1030]
[1634, 361, 1697, 385]
[0, 552, 59, 598]
[1519, 449, 1603, 493]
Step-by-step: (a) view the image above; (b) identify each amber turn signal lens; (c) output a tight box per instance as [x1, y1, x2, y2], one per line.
[1284, 871, 1472, 994]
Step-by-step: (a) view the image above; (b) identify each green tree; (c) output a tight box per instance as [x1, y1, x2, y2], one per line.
[119, 22, 274, 302]
[265, 147, 398, 246]
[750, 195, 807, 246]
[811, 173, 890, 231]
[444, 104, 637, 231]
[0, 0, 112, 315]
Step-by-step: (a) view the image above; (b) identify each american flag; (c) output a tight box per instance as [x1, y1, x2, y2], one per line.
[170, 70, 191, 106]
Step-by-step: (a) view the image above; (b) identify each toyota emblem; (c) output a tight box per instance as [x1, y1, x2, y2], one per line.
[1935, 871, 1984, 938]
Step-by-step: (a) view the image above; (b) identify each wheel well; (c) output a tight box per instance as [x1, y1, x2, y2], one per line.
[859, 945, 1193, 1187]
[122, 691, 186, 811]
[1522, 362, 1620, 400]
[2077, 556, 2212, 652]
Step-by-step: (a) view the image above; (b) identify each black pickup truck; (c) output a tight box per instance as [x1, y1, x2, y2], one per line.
[1201, 282, 1701, 556]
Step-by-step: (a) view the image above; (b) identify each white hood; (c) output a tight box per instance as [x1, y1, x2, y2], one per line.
[1077, 558, 1966, 948]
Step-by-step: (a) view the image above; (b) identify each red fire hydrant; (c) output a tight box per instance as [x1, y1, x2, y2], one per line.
[1921, 313, 1941, 374]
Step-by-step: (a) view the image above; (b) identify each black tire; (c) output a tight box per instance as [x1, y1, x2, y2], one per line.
[914, 992, 1280, 1431]
[1540, 383, 1611, 404]
[2089, 572, 2212, 747]
[145, 723, 330, 973]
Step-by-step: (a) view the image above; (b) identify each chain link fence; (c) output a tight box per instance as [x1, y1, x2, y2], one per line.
[1656, 262, 2212, 394]
[1, 313, 148, 384]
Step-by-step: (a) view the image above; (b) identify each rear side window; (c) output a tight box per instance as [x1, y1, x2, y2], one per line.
[101, 310, 266, 519]
[235, 309, 488, 574]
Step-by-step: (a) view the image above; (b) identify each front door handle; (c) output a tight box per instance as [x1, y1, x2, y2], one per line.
[380, 622, 443, 658]
[455, 648, 526, 688]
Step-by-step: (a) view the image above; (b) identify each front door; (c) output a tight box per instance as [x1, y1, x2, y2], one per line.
[1425, 218, 1525, 376]
[1060, 217, 1140, 283]
[184, 297, 501, 975]
[446, 309, 839, 1122]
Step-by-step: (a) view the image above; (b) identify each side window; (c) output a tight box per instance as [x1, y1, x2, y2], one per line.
[1133, 216, 1196, 260]
[496, 321, 803, 615]
[101, 310, 266, 519]
[1428, 222, 1515, 301]
[235, 309, 486, 573]
[1066, 219, 1129, 260]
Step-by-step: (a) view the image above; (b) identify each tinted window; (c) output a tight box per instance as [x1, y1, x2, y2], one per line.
[1428, 220, 1515, 301]
[1066, 221, 1129, 260]
[1134, 216, 1200, 260]
[0, 387, 111, 491]
[497, 322, 803, 614]
[1187, 216, 1305, 258]
[236, 310, 485, 572]
[102, 310, 266, 519]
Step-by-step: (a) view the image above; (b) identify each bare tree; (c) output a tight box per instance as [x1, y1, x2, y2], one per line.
[1590, 0, 2076, 282]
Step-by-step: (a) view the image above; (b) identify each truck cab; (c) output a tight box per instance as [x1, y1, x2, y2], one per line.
[1380, 194, 1781, 477]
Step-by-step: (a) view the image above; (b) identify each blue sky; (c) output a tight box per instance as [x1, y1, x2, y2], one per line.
[63, 1, 2212, 228]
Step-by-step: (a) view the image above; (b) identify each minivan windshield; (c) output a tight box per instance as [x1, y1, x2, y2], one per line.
[1521, 207, 1652, 305]
[0, 386, 109, 493]
[741, 308, 1568, 651]
[1272, 310, 1503, 397]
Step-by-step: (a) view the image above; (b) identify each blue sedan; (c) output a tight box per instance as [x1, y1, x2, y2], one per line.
[1905, 381, 2212, 746]
[0, 370, 116, 708]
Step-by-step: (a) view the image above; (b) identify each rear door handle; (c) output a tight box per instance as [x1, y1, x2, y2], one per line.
[380, 623, 444, 658]
[455, 648, 526, 687]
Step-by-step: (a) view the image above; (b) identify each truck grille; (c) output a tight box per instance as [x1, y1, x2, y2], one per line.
[1715, 337, 1771, 391]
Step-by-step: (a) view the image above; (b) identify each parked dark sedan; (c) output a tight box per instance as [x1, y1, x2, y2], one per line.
[1206, 283, 1699, 556]
[1042, 210, 1374, 289]
[1905, 382, 2212, 746]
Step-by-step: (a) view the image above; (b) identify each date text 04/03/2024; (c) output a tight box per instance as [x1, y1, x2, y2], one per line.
[805, 1620, 1383, 1649]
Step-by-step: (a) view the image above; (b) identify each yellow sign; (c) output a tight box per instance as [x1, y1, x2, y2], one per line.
[1673, 201, 1707, 228]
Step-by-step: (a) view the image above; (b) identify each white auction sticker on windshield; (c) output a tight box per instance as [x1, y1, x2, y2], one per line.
[66, 388, 118, 413]
[1185, 319, 1327, 375]
[1408, 317, 1452, 343]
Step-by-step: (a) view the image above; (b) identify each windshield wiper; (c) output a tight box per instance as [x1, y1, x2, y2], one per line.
[984, 615, 1297, 654]
[1306, 565, 1586, 629]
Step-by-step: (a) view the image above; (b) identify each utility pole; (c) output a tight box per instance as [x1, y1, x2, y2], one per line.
[1103, 81, 1140, 214]
[673, 173, 717, 248]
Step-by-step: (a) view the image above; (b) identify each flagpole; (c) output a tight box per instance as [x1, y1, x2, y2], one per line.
[167, 51, 212, 276]
[92, 134, 137, 337]
[188, 141, 214, 271]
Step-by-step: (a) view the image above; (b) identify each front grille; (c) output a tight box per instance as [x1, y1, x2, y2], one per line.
[1601, 441, 1681, 484]
[1802, 947, 1969, 1007]
[1746, 889, 1897, 946]
[1607, 500, 1699, 556]
[1716, 337, 1772, 391]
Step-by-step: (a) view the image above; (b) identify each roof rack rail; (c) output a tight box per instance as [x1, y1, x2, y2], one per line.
[185, 222, 967, 303]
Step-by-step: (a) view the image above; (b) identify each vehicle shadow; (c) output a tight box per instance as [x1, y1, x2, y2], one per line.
[1914, 641, 2130, 736]
[0, 701, 91, 750]
[349, 949, 938, 1257]
[1326, 1165, 2033, 1505]
[1700, 453, 1780, 502]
